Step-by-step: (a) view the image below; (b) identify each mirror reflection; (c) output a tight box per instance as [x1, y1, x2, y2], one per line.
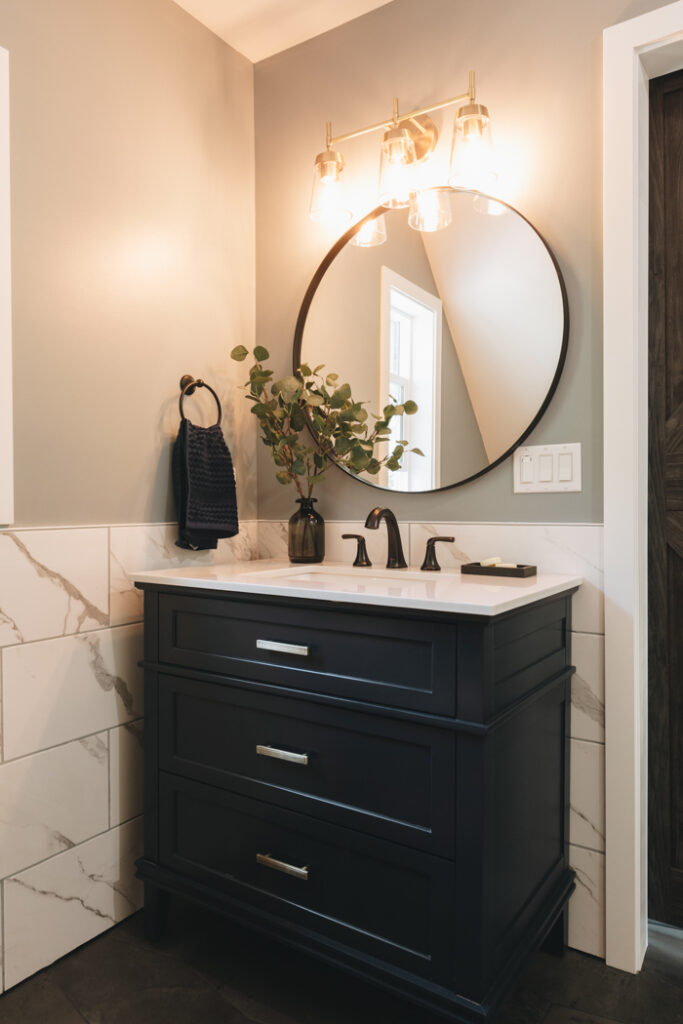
[296, 188, 568, 493]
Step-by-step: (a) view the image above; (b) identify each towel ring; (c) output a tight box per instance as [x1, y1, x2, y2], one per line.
[178, 375, 222, 425]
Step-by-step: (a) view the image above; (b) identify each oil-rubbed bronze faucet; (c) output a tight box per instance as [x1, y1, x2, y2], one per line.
[364, 507, 407, 569]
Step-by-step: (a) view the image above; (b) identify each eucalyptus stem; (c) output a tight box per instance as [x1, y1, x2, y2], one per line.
[230, 345, 422, 498]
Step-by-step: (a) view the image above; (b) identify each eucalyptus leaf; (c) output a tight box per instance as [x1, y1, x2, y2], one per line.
[275, 470, 291, 485]
[403, 399, 418, 415]
[230, 345, 249, 361]
[253, 345, 270, 361]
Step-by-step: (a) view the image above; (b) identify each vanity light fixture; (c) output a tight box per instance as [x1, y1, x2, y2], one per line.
[351, 212, 387, 247]
[408, 187, 452, 232]
[308, 141, 351, 227]
[448, 95, 497, 191]
[309, 71, 497, 233]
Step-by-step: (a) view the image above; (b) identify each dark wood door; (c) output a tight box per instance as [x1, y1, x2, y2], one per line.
[649, 67, 683, 928]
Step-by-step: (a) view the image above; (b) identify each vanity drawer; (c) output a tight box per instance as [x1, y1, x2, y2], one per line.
[156, 592, 457, 714]
[158, 774, 454, 980]
[158, 674, 455, 856]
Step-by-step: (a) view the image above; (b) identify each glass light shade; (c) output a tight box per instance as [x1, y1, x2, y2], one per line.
[408, 188, 452, 232]
[309, 148, 351, 227]
[448, 103, 497, 192]
[378, 124, 418, 208]
[351, 213, 387, 247]
[473, 194, 507, 216]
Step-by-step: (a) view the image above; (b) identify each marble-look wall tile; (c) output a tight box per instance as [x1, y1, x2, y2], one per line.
[2, 625, 143, 761]
[0, 734, 109, 879]
[109, 721, 144, 827]
[109, 521, 258, 627]
[571, 632, 605, 743]
[568, 845, 606, 958]
[409, 523, 604, 634]
[256, 520, 288, 560]
[570, 739, 605, 853]
[3, 817, 143, 989]
[0, 529, 108, 648]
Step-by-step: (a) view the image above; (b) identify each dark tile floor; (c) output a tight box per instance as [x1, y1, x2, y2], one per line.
[1, 903, 681, 1024]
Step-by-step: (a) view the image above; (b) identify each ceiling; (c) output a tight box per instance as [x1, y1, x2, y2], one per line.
[171, 0, 394, 63]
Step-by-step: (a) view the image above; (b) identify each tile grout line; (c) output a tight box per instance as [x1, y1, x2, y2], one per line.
[0, 814, 144, 885]
[0, 619, 144, 653]
[1, 720, 144, 767]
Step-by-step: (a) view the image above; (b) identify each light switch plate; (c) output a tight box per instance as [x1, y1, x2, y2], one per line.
[513, 443, 582, 493]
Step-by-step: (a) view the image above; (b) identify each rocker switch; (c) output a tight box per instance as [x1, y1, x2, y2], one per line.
[558, 453, 573, 481]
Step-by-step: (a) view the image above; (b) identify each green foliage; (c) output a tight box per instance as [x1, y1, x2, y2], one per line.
[230, 347, 419, 498]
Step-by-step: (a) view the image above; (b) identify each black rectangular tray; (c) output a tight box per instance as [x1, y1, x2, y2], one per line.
[460, 562, 537, 578]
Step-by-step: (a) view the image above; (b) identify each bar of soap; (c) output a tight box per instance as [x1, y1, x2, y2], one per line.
[498, 562, 518, 568]
[480, 556, 502, 567]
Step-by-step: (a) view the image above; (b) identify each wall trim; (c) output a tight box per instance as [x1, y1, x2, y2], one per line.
[603, 0, 683, 974]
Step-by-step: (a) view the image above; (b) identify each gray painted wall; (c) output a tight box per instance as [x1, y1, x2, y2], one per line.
[1, 0, 256, 526]
[254, 0, 665, 523]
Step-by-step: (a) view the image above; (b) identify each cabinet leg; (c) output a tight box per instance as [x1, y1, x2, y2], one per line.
[541, 907, 568, 957]
[144, 884, 170, 941]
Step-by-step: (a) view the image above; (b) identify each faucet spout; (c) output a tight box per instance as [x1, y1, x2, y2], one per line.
[364, 507, 408, 569]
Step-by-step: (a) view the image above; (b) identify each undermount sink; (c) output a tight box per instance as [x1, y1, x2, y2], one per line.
[243, 564, 438, 584]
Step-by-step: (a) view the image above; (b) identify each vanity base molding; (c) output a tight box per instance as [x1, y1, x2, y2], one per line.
[136, 583, 577, 1023]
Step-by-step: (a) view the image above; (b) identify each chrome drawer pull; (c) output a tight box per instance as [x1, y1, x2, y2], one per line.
[256, 639, 310, 657]
[256, 744, 309, 766]
[256, 852, 309, 881]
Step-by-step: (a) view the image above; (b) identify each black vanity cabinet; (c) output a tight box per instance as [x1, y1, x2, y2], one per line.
[136, 583, 576, 1022]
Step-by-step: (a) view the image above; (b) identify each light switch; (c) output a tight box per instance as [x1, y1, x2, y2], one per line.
[520, 454, 534, 483]
[539, 454, 554, 482]
[558, 453, 573, 481]
[513, 443, 582, 493]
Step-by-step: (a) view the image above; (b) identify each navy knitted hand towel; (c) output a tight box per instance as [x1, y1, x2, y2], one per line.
[172, 419, 239, 550]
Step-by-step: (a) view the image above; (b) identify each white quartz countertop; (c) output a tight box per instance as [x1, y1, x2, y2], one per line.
[131, 559, 582, 617]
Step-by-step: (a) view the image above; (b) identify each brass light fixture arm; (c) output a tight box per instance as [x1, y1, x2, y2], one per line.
[325, 72, 476, 149]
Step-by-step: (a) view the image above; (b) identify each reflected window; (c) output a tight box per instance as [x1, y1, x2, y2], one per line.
[380, 267, 442, 490]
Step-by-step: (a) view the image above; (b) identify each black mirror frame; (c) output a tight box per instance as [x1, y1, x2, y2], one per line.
[292, 189, 570, 495]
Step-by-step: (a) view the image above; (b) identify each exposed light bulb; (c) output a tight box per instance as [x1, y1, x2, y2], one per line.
[309, 148, 351, 227]
[408, 189, 452, 232]
[448, 103, 497, 192]
[378, 124, 418, 208]
[351, 213, 387, 247]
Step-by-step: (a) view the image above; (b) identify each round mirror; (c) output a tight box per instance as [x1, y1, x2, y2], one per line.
[294, 188, 568, 493]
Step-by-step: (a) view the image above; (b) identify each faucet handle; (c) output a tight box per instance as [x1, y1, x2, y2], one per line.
[420, 536, 455, 572]
[341, 534, 372, 568]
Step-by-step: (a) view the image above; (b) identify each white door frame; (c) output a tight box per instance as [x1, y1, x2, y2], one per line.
[603, 0, 683, 974]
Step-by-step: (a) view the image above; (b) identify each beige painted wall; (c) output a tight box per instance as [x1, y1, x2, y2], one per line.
[254, 0, 666, 523]
[1, 0, 256, 526]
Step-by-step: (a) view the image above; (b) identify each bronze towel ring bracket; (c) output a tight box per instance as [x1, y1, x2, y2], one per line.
[178, 375, 222, 425]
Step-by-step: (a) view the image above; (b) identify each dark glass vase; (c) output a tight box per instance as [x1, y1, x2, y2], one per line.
[288, 497, 325, 564]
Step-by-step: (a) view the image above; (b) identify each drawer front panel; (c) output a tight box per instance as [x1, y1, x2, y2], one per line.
[158, 774, 454, 978]
[158, 675, 455, 855]
[157, 593, 457, 714]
